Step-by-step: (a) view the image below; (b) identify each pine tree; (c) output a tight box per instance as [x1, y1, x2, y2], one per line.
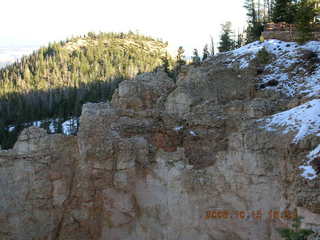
[192, 49, 201, 64]
[210, 36, 215, 56]
[171, 46, 187, 82]
[202, 44, 210, 61]
[244, 0, 265, 43]
[272, 0, 297, 23]
[295, 0, 317, 43]
[267, 0, 276, 21]
[218, 22, 236, 52]
[176, 46, 186, 65]
[235, 32, 244, 48]
[23, 65, 32, 83]
[161, 53, 170, 73]
[244, 0, 258, 24]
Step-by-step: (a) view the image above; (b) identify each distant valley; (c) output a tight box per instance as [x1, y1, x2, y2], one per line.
[0, 45, 39, 68]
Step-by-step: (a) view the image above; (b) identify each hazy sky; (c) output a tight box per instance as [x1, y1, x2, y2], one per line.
[1, 0, 247, 56]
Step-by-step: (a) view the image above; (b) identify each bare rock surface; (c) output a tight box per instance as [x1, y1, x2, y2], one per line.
[1, 40, 320, 240]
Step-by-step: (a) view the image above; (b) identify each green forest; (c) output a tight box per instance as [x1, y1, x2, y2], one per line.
[218, 0, 320, 52]
[0, 32, 170, 149]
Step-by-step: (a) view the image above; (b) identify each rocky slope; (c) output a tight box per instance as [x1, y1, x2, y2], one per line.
[0, 40, 320, 240]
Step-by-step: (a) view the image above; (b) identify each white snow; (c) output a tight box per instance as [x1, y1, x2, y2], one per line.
[226, 40, 300, 70]
[6, 120, 41, 132]
[258, 99, 320, 180]
[174, 126, 183, 131]
[32, 121, 42, 127]
[252, 41, 320, 172]
[299, 144, 320, 180]
[224, 39, 320, 98]
[48, 118, 78, 135]
[48, 121, 56, 133]
[260, 99, 320, 143]
[62, 118, 78, 135]
[303, 41, 320, 52]
[307, 144, 320, 160]
[4, 118, 79, 136]
[299, 165, 317, 180]
[230, 39, 300, 59]
[189, 130, 197, 136]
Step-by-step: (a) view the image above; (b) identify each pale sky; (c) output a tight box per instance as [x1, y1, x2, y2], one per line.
[0, 0, 247, 58]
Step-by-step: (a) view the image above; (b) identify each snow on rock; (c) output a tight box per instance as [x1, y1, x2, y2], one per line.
[299, 144, 320, 180]
[32, 121, 42, 128]
[48, 121, 56, 133]
[62, 118, 78, 135]
[307, 144, 320, 160]
[5, 118, 79, 136]
[299, 165, 317, 180]
[303, 41, 320, 53]
[260, 99, 320, 143]
[48, 118, 79, 135]
[189, 130, 197, 136]
[224, 39, 320, 98]
[226, 40, 300, 70]
[258, 99, 320, 180]
[173, 127, 198, 136]
[174, 126, 183, 131]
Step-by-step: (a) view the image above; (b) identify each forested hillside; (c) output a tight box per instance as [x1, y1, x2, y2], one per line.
[0, 32, 171, 148]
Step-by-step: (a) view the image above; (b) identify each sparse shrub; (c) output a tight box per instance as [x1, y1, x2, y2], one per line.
[256, 47, 271, 65]
[277, 216, 314, 240]
[301, 50, 320, 73]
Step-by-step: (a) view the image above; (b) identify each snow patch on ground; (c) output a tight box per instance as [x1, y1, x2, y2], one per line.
[6, 117, 79, 136]
[307, 144, 320, 159]
[260, 99, 320, 143]
[299, 165, 317, 180]
[32, 121, 42, 128]
[299, 144, 320, 180]
[48, 118, 79, 135]
[174, 126, 183, 131]
[226, 40, 300, 70]
[224, 39, 320, 98]
[62, 118, 79, 135]
[189, 130, 197, 136]
[258, 99, 320, 180]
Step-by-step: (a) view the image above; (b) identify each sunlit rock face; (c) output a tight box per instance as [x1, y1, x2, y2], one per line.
[1, 40, 320, 240]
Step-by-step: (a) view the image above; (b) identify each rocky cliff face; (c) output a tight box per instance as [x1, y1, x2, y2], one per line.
[1, 40, 320, 240]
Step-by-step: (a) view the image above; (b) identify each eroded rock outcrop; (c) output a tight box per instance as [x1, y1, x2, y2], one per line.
[1, 40, 320, 240]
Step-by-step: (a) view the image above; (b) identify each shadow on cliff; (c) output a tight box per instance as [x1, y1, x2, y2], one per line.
[0, 78, 123, 149]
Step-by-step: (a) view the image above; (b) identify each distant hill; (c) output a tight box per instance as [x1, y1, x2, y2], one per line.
[0, 32, 172, 148]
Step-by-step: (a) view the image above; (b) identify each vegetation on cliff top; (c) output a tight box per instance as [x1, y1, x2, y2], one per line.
[217, 0, 320, 50]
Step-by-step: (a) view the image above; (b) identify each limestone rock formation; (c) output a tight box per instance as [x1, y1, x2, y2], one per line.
[1, 40, 320, 240]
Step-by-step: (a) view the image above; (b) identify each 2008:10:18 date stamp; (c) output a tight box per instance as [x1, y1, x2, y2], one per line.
[205, 209, 298, 220]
